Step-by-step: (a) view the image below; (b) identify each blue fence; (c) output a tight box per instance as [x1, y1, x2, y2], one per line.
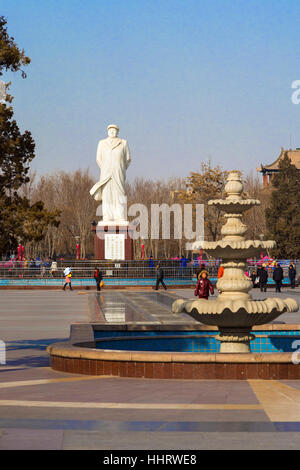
[0, 276, 294, 287]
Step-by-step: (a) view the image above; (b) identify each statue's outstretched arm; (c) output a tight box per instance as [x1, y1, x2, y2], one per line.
[125, 141, 131, 169]
[96, 141, 103, 169]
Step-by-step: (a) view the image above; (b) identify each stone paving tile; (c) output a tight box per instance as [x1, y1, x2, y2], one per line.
[0, 428, 63, 450]
[0, 418, 278, 432]
[0, 289, 299, 450]
[0, 290, 89, 369]
[282, 381, 300, 391]
[0, 367, 77, 381]
[0, 407, 270, 423]
[61, 430, 300, 450]
[0, 378, 260, 404]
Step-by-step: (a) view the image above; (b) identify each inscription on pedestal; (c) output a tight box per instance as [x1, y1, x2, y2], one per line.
[104, 233, 125, 260]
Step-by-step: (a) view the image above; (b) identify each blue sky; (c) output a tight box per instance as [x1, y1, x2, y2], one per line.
[2, 0, 300, 181]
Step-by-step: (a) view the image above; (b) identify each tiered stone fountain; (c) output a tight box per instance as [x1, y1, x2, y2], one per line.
[172, 171, 298, 353]
[48, 170, 300, 379]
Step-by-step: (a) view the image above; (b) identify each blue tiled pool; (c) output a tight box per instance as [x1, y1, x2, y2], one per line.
[94, 330, 300, 353]
[0, 276, 293, 286]
[0, 277, 193, 286]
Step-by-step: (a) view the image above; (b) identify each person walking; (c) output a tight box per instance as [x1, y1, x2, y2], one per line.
[50, 259, 58, 278]
[180, 255, 188, 277]
[94, 267, 103, 292]
[155, 264, 167, 290]
[259, 265, 268, 292]
[250, 270, 257, 288]
[29, 258, 36, 277]
[217, 265, 224, 293]
[63, 268, 73, 291]
[273, 263, 284, 293]
[41, 263, 46, 278]
[44, 258, 51, 277]
[35, 256, 41, 276]
[289, 263, 297, 289]
[194, 270, 214, 300]
[217, 265, 224, 279]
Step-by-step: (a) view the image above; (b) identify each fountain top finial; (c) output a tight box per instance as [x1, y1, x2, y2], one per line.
[225, 171, 243, 199]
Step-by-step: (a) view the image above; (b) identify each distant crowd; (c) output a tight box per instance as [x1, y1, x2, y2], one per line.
[0, 257, 61, 277]
[247, 262, 297, 292]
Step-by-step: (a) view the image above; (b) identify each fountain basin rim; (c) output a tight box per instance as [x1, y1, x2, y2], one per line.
[47, 323, 300, 378]
[47, 341, 298, 364]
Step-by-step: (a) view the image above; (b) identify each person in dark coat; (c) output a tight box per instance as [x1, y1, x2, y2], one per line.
[250, 270, 257, 288]
[258, 266, 268, 292]
[194, 270, 214, 300]
[289, 263, 296, 289]
[155, 264, 167, 290]
[273, 263, 284, 293]
[94, 267, 103, 292]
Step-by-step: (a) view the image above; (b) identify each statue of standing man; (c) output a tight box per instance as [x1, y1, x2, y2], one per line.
[90, 124, 131, 224]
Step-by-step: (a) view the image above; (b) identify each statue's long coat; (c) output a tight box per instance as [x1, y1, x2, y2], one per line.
[90, 137, 131, 204]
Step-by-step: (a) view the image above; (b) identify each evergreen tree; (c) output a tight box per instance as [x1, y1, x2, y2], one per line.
[265, 154, 300, 258]
[0, 17, 59, 255]
[0, 16, 30, 77]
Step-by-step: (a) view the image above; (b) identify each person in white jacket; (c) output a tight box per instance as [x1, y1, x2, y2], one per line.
[50, 260, 58, 278]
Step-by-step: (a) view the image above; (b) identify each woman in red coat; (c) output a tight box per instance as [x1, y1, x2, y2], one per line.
[194, 270, 214, 300]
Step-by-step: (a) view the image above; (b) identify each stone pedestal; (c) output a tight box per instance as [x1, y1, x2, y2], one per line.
[91, 223, 134, 260]
[216, 328, 255, 353]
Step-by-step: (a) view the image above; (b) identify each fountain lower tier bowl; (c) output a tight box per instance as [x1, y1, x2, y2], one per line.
[171, 297, 298, 328]
[171, 297, 299, 353]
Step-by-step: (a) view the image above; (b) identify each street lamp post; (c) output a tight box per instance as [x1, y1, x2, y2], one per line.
[259, 233, 264, 260]
[75, 236, 80, 260]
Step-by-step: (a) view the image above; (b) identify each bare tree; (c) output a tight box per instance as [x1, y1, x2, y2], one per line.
[243, 172, 271, 240]
[28, 169, 97, 258]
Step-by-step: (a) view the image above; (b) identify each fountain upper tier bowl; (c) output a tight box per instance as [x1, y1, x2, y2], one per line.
[192, 240, 276, 259]
[208, 198, 260, 214]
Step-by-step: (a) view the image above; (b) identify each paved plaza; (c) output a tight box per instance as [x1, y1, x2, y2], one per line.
[1, 288, 300, 450]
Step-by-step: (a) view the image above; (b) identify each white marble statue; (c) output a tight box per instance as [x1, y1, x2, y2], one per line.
[90, 124, 131, 223]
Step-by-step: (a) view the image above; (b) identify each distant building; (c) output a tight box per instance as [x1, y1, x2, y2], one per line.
[257, 147, 300, 187]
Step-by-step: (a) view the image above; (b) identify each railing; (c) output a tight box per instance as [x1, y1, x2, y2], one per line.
[0, 267, 195, 280]
[0, 259, 297, 280]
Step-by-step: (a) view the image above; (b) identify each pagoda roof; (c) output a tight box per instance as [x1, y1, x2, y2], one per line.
[257, 148, 300, 172]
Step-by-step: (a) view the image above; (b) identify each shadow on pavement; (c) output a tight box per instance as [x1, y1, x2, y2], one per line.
[2, 338, 67, 369]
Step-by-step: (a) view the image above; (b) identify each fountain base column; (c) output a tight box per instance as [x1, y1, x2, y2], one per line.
[216, 328, 255, 353]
